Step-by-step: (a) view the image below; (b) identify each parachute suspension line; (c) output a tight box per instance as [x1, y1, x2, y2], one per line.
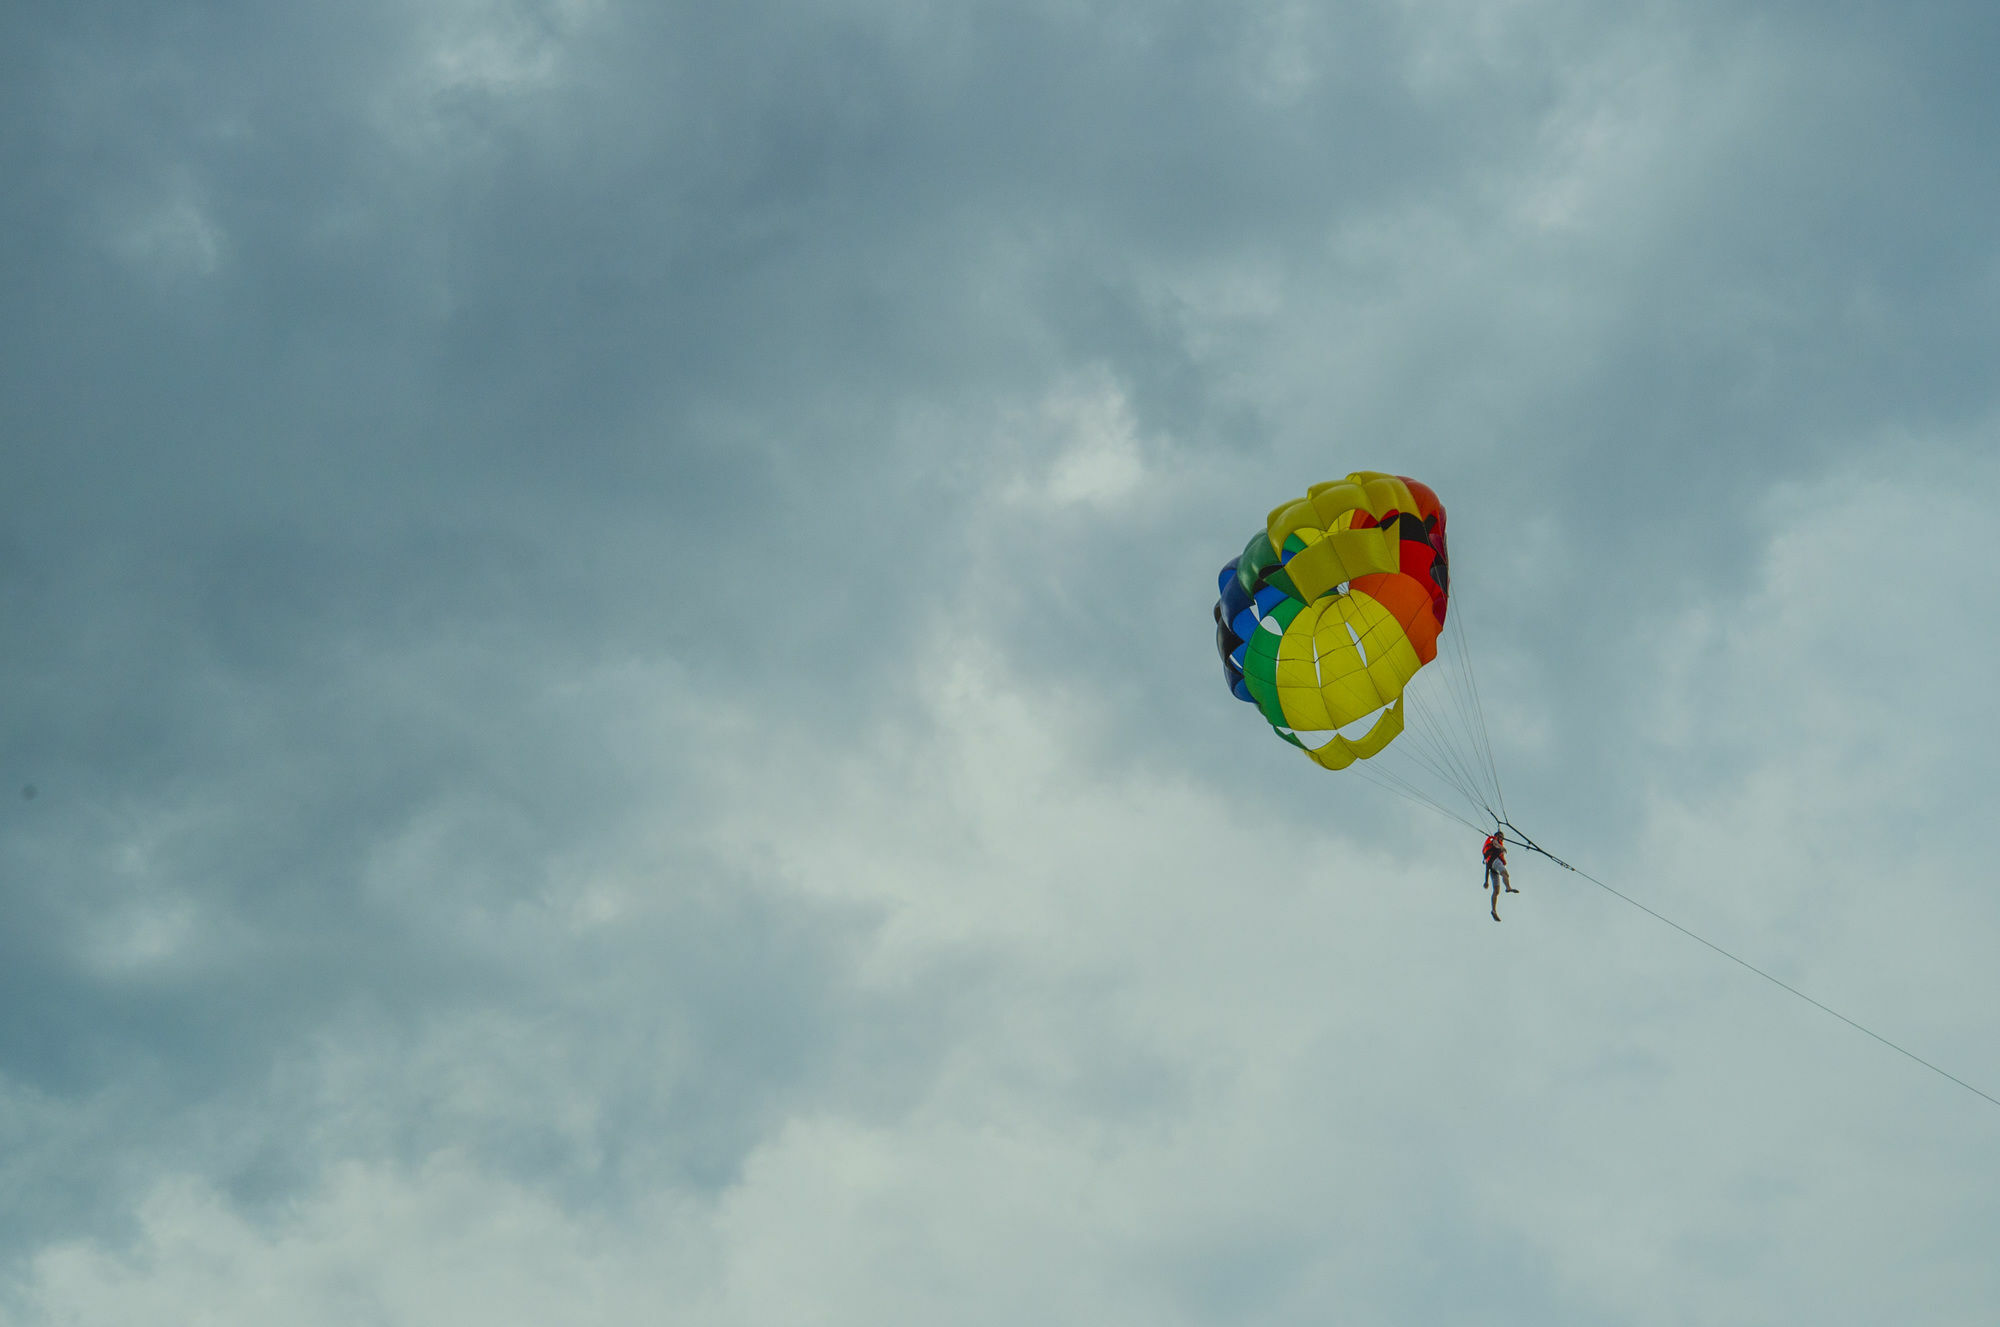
[1442, 606, 1504, 818]
[1400, 691, 1482, 803]
[1500, 821, 2000, 1114]
[1447, 601, 1507, 823]
[1370, 600, 1506, 830]
[1428, 618, 1484, 787]
[1410, 648, 1492, 815]
[1386, 702, 1493, 822]
[1349, 756, 1489, 834]
[1379, 700, 1495, 828]
[1352, 770, 1486, 835]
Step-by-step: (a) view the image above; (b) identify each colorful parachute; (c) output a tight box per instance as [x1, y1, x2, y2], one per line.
[1213, 472, 1450, 770]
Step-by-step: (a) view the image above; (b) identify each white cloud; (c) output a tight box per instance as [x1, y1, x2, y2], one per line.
[424, 0, 600, 93]
[10, 2, 2000, 1323]
[110, 191, 224, 278]
[12, 1160, 700, 1327]
[12, 563, 2000, 1323]
[373, 0, 604, 154]
[1006, 371, 1150, 510]
[1628, 436, 2000, 1071]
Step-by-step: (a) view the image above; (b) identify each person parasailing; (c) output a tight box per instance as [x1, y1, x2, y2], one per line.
[1483, 830, 1516, 921]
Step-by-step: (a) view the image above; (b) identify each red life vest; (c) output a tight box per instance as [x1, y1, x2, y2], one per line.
[1483, 835, 1505, 862]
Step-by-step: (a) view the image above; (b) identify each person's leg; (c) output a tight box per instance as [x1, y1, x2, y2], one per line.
[1502, 863, 1516, 893]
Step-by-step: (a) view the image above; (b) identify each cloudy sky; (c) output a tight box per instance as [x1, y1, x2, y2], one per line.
[5, 0, 1999, 1322]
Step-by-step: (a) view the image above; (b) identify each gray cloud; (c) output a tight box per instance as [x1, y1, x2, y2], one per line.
[3, 0, 1999, 1322]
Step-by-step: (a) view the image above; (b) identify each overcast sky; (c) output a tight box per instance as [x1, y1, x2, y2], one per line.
[4, 1, 1999, 1323]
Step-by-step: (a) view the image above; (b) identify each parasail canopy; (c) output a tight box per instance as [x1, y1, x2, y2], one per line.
[1214, 472, 1450, 770]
